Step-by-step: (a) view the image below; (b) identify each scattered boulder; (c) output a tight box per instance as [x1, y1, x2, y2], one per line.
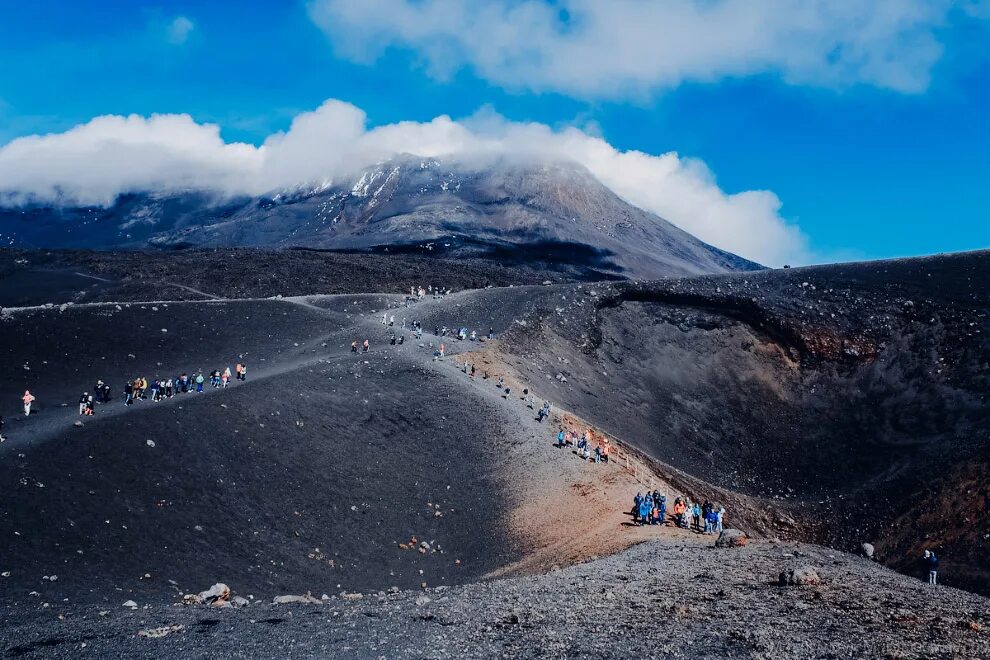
[122, 600, 138, 609]
[273, 593, 322, 605]
[138, 624, 184, 639]
[231, 596, 250, 608]
[779, 566, 822, 587]
[715, 529, 748, 548]
[861, 543, 875, 560]
[196, 583, 231, 606]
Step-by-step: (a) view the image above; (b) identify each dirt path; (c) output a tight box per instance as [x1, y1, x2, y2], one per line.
[2, 287, 709, 581]
[419, 341, 705, 579]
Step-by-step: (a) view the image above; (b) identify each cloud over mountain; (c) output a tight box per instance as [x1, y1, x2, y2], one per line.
[0, 100, 807, 265]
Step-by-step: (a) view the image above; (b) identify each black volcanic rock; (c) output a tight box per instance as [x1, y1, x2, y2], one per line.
[0, 157, 761, 278]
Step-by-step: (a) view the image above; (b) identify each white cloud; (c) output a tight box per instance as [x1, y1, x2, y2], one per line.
[306, 0, 979, 95]
[0, 99, 808, 265]
[167, 16, 195, 45]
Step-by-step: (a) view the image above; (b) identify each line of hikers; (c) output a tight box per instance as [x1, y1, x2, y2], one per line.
[68, 364, 249, 415]
[555, 426, 612, 462]
[632, 491, 726, 533]
[404, 285, 450, 305]
[120, 365, 246, 405]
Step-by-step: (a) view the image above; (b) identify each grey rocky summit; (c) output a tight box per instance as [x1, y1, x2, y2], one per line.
[0, 156, 761, 279]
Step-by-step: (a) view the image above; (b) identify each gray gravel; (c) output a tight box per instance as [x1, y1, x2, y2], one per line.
[3, 537, 987, 659]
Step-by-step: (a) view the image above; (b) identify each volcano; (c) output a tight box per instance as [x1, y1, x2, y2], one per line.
[0, 157, 760, 279]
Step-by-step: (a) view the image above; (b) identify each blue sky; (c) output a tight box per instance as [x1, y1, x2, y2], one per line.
[1, 0, 988, 264]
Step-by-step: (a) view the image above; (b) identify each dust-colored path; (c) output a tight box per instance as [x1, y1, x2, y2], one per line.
[421, 342, 704, 579]
[3, 288, 705, 581]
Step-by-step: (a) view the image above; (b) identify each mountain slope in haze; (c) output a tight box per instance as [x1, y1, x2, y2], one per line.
[0, 157, 761, 279]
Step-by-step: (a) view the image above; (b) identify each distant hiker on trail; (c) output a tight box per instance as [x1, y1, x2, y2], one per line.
[0, 415, 5, 442]
[79, 393, 89, 415]
[124, 381, 134, 405]
[362, 340, 370, 353]
[22, 390, 35, 416]
[470, 364, 475, 378]
[633, 492, 643, 523]
[222, 367, 231, 388]
[496, 376, 504, 390]
[557, 428, 566, 447]
[351, 341, 358, 353]
[924, 550, 939, 584]
[439, 343, 446, 359]
[381, 313, 388, 326]
[692, 502, 702, 531]
[195, 373, 205, 393]
[165, 378, 174, 398]
[85, 394, 95, 416]
[601, 439, 610, 463]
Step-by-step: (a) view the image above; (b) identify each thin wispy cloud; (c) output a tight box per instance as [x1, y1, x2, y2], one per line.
[307, 0, 986, 97]
[167, 16, 195, 45]
[0, 100, 808, 266]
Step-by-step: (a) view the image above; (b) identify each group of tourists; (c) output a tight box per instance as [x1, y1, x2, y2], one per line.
[632, 491, 726, 533]
[10, 363, 250, 430]
[555, 426, 612, 462]
[403, 285, 452, 307]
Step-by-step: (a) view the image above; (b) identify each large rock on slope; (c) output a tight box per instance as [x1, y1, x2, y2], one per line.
[715, 529, 748, 548]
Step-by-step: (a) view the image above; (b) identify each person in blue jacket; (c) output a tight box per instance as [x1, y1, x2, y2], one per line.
[632, 492, 643, 523]
[705, 508, 719, 534]
[639, 494, 652, 527]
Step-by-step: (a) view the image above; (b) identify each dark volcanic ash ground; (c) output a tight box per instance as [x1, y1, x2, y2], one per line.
[0, 248, 987, 657]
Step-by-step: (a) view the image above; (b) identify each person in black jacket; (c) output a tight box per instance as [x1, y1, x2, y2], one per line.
[924, 550, 939, 585]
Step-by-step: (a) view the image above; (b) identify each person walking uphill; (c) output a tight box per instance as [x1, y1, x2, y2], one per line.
[22, 390, 35, 416]
[195, 372, 205, 393]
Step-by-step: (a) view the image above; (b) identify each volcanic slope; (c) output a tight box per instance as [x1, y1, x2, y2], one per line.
[0, 254, 989, 657]
[0, 291, 683, 609]
[0, 157, 761, 279]
[464, 250, 990, 593]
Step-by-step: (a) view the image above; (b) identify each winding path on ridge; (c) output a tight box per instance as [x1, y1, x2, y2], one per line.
[2, 287, 708, 578]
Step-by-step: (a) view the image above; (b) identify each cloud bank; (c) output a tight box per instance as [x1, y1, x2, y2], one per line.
[0, 99, 807, 265]
[307, 0, 974, 96]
